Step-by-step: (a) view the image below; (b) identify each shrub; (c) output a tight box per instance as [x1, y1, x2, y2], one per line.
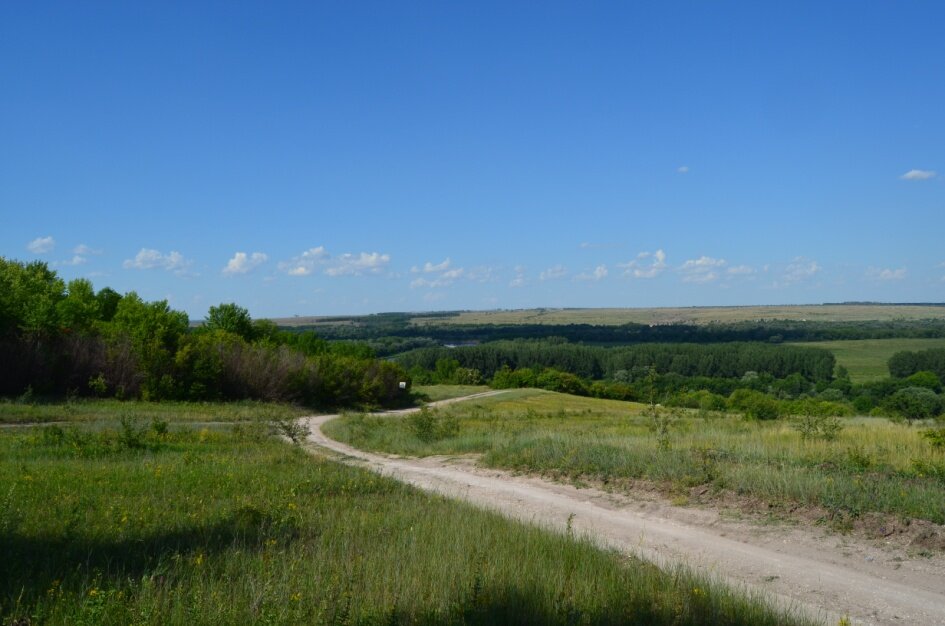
[885, 386, 943, 420]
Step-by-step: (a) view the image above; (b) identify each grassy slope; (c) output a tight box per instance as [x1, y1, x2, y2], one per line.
[413, 384, 491, 402]
[326, 390, 945, 524]
[0, 407, 806, 625]
[788, 338, 945, 382]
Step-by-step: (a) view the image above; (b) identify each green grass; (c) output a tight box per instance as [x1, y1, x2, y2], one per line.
[0, 406, 809, 625]
[326, 390, 945, 524]
[0, 398, 307, 425]
[414, 384, 491, 402]
[788, 338, 945, 382]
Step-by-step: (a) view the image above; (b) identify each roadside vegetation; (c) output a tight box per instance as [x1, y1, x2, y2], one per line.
[0, 257, 408, 409]
[0, 407, 811, 626]
[326, 389, 945, 525]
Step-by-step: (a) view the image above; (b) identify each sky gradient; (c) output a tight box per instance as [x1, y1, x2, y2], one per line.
[2, 2, 943, 318]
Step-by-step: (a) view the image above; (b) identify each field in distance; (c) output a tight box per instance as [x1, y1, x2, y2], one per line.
[273, 304, 945, 328]
[789, 337, 945, 382]
[415, 304, 945, 326]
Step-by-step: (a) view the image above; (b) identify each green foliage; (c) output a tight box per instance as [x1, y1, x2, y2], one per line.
[904, 370, 942, 392]
[889, 347, 945, 381]
[920, 428, 945, 449]
[792, 414, 843, 442]
[406, 406, 460, 442]
[885, 386, 943, 420]
[204, 302, 256, 341]
[727, 389, 781, 420]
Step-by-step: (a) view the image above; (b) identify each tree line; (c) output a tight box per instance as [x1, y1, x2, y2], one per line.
[395, 340, 837, 382]
[0, 258, 407, 408]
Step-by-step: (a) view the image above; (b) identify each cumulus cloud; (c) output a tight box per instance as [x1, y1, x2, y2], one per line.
[509, 266, 527, 288]
[27, 236, 55, 254]
[539, 265, 568, 281]
[677, 165, 689, 174]
[411, 258, 451, 274]
[781, 257, 821, 284]
[57, 255, 88, 267]
[411, 268, 465, 289]
[325, 252, 391, 277]
[726, 265, 755, 276]
[123, 248, 193, 275]
[575, 265, 608, 282]
[680, 256, 726, 283]
[866, 267, 906, 281]
[223, 251, 268, 276]
[73, 244, 102, 256]
[618, 249, 667, 278]
[279, 247, 330, 276]
[900, 169, 936, 181]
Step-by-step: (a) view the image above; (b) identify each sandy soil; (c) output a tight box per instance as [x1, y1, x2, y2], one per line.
[302, 393, 945, 626]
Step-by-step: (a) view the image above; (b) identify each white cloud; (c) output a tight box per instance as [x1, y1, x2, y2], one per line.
[575, 265, 608, 282]
[677, 165, 689, 174]
[27, 236, 55, 254]
[58, 255, 88, 266]
[279, 247, 329, 276]
[900, 169, 936, 181]
[726, 265, 755, 276]
[325, 252, 391, 277]
[123, 248, 193, 275]
[73, 244, 103, 255]
[618, 249, 667, 278]
[223, 251, 268, 276]
[781, 257, 821, 284]
[680, 256, 726, 283]
[509, 266, 527, 288]
[539, 265, 568, 281]
[866, 267, 906, 281]
[411, 258, 451, 274]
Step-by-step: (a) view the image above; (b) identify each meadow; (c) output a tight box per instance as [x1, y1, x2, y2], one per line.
[788, 338, 945, 382]
[325, 389, 945, 526]
[0, 402, 809, 625]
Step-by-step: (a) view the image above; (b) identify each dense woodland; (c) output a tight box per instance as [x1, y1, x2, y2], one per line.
[0, 258, 407, 408]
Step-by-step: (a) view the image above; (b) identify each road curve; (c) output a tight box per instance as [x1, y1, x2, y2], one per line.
[302, 394, 945, 626]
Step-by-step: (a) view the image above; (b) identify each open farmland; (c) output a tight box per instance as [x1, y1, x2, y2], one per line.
[0, 401, 806, 626]
[411, 304, 945, 327]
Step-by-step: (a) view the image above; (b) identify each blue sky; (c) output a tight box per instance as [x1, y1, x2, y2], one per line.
[2, 2, 943, 318]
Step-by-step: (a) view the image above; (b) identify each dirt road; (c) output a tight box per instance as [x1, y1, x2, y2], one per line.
[303, 394, 945, 626]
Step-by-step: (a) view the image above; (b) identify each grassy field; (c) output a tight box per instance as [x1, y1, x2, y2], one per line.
[326, 390, 945, 525]
[788, 338, 945, 382]
[413, 384, 491, 402]
[0, 402, 808, 625]
[412, 304, 945, 326]
[0, 398, 307, 425]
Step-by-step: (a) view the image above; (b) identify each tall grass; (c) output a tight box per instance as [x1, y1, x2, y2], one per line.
[0, 410, 810, 625]
[0, 398, 306, 424]
[326, 389, 945, 523]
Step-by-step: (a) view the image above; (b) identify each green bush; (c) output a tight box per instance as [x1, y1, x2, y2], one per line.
[885, 386, 943, 420]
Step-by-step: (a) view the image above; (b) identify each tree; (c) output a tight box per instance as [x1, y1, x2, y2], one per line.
[204, 303, 255, 341]
[886, 387, 942, 420]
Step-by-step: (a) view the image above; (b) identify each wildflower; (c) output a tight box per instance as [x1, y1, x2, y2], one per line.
[291, 592, 302, 602]
[193, 553, 204, 566]
[88, 588, 99, 597]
